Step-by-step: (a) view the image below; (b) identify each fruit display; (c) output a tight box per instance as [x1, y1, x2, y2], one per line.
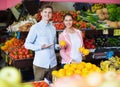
[31, 81, 49, 87]
[52, 62, 101, 79]
[0, 66, 33, 87]
[35, 10, 96, 30]
[54, 23, 65, 30]
[73, 21, 95, 29]
[84, 38, 95, 49]
[9, 46, 33, 60]
[100, 56, 120, 72]
[1, 37, 24, 52]
[52, 11, 65, 23]
[51, 71, 120, 87]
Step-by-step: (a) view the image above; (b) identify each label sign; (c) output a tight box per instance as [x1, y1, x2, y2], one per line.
[114, 29, 120, 36]
[103, 29, 108, 35]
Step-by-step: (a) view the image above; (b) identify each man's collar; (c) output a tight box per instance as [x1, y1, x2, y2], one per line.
[41, 20, 51, 26]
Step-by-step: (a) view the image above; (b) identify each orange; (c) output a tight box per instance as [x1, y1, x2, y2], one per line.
[52, 70, 58, 76]
[74, 69, 82, 75]
[58, 69, 66, 77]
[59, 40, 66, 47]
[85, 63, 93, 69]
[79, 47, 85, 53]
[64, 64, 71, 70]
[71, 63, 78, 69]
[83, 49, 90, 55]
[66, 70, 74, 76]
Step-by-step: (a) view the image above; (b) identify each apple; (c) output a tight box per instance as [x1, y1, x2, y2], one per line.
[0, 66, 22, 85]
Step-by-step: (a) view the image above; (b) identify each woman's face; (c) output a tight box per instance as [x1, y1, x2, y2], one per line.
[41, 8, 52, 21]
[64, 15, 73, 28]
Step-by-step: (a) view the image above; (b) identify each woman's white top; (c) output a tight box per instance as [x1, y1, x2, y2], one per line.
[68, 32, 82, 62]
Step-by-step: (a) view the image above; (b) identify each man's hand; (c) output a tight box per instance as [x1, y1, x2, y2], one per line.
[42, 43, 54, 49]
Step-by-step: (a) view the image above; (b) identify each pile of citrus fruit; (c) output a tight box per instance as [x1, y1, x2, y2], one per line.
[52, 62, 101, 80]
[79, 47, 90, 56]
[1, 37, 24, 52]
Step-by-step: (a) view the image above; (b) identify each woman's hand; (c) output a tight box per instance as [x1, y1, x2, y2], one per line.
[59, 45, 66, 49]
[59, 40, 67, 49]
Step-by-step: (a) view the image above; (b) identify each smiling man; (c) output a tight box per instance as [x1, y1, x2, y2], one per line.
[24, 5, 57, 81]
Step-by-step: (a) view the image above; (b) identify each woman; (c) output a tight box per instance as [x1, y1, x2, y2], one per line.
[59, 13, 84, 67]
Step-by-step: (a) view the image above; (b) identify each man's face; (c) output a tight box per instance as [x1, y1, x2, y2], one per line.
[41, 8, 52, 21]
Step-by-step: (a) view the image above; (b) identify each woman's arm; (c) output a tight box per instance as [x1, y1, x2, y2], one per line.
[59, 33, 71, 63]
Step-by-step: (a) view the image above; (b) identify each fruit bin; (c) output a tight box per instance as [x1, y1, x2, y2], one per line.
[9, 57, 33, 69]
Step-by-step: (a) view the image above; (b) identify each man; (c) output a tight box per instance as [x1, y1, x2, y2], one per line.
[24, 5, 57, 81]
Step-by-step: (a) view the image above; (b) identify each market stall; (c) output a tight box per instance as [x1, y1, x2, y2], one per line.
[0, 0, 120, 87]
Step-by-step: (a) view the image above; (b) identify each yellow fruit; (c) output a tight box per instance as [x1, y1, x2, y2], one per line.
[58, 69, 66, 77]
[83, 49, 90, 55]
[79, 47, 85, 53]
[66, 70, 74, 76]
[52, 70, 58, 76]
[64, 64, 71, 70]
[59, 40, 66, 47]
[71, 63, 78, 69]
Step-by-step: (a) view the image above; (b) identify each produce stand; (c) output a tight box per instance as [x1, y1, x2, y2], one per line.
[0, 0, 120, 86]
[9, 57, 33, 69]
[1, 50, 33, 69]
[1, 0, 120, 69]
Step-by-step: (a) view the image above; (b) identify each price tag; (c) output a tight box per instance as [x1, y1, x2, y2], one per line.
[114, 29, 120, 36]
[103, 29, 108, 35]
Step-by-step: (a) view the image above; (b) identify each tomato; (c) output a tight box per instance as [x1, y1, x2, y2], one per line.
[19, 55, 23, 59]
[18, 50, 23, 55]
[13, 55, 18, 59]
[24, 50, 29, 55]
[26, 54, 30, 58]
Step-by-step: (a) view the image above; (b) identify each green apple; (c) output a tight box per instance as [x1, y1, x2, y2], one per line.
[0, 79, 10, 87]
[0, 66, 22, 85]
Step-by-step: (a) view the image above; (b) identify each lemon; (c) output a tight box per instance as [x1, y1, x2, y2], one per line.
[59, 40, 66, 47]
